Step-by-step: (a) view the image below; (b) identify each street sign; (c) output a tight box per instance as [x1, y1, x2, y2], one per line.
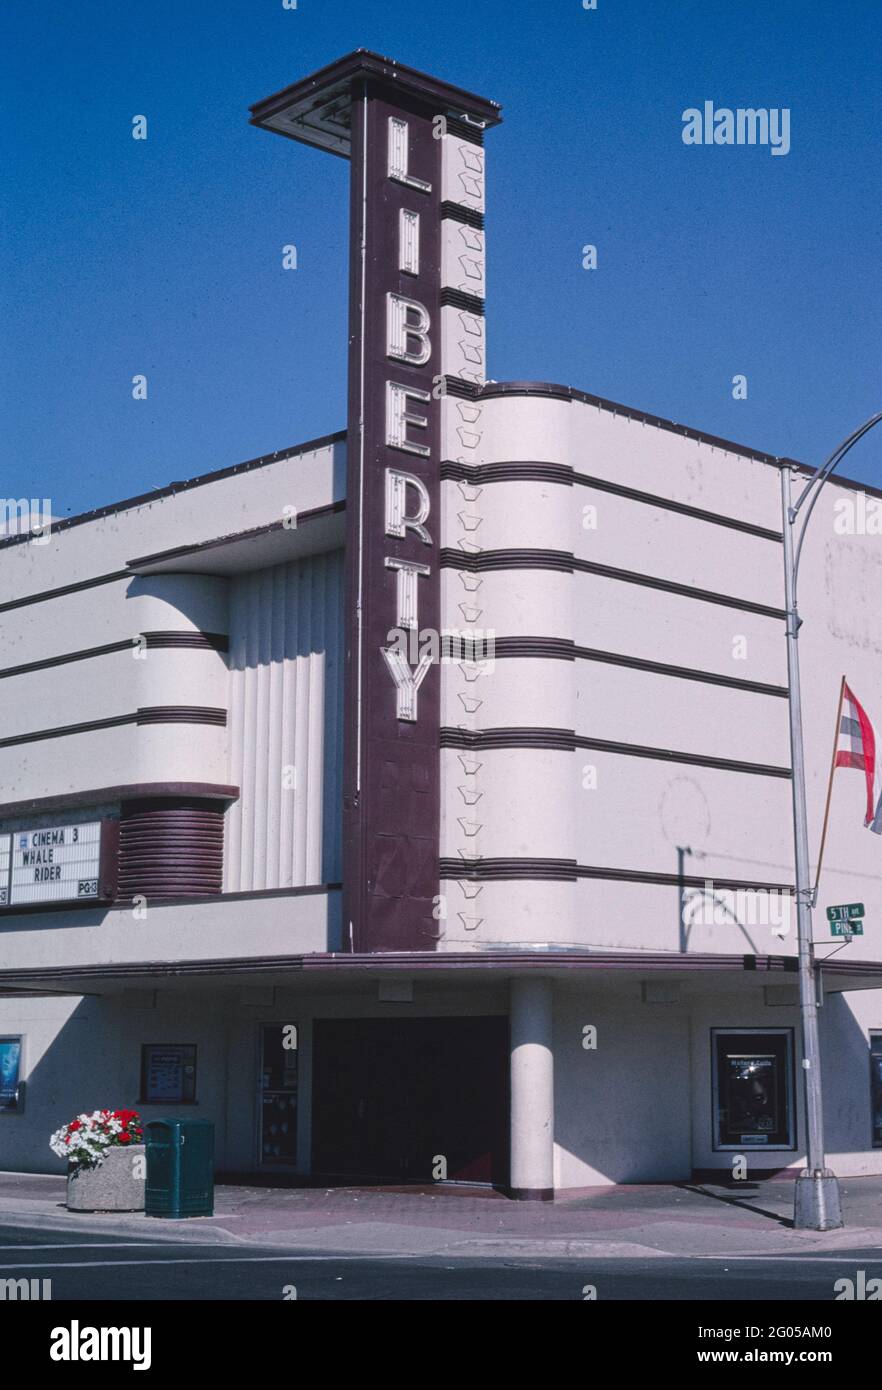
[826, 903, 865, 922]
[830, 921, 864, 937]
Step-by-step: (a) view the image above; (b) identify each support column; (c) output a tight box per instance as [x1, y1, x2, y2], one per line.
[509, 977, 554, 1200]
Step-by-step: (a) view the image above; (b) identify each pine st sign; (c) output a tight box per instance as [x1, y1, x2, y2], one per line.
[251, 53, 500, 951]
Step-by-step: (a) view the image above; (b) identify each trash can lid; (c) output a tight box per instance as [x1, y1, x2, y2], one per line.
[144, 1117, 215, 1130]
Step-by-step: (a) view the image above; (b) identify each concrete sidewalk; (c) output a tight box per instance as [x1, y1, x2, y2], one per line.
[1, 1171, 880, 1259]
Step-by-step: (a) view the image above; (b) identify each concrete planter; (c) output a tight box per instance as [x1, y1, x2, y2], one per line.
[67, 1144, 145, 1212]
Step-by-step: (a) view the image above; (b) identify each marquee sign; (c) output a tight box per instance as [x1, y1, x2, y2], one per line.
[0, 819, 117, 909]
[251, 53, 501, 952]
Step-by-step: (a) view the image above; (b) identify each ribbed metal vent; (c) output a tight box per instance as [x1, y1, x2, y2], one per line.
[440, 200, 484, 229]
[439, 288, 485, 315]
[118, 798, 224, 899]
[444, 115, 485, 147]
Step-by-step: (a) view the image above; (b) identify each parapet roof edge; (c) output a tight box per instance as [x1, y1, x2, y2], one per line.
[3, 384, 878, 556]
[249, 47, 502, 131]
[0, 429, 346, 553]
[480, 381, 881, 500]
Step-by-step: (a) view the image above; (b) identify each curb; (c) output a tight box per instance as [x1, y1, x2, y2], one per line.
[0, 1204, 247, 1246]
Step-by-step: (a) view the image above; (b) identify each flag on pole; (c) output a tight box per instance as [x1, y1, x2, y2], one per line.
[835, 682, 882, 834]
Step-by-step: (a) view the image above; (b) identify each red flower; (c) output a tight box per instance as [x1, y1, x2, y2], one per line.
[69, 1121, 81, 1133]
[114, 1108, 141, 1127]
[118, 1133, 132, 1144]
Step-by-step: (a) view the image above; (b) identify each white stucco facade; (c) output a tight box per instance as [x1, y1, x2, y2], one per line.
[1, 387, 880, 1191]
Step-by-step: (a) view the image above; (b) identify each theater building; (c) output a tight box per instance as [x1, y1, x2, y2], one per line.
[1, 51, 881, 1196]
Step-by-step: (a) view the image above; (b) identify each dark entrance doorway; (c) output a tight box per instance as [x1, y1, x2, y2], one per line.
[311, 1016, 509, 1185]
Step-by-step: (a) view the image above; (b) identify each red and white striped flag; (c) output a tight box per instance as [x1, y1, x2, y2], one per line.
[835, 682, 882, 834]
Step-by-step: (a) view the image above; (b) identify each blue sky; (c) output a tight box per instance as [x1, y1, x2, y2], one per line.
[3, 0, 880, 519]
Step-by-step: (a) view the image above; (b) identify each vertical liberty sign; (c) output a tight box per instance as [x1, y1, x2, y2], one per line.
[251, 52, 501, 951]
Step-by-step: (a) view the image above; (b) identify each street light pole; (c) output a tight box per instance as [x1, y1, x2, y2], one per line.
[781, 411, 882, 1232]
[781, 465, 840, 1230]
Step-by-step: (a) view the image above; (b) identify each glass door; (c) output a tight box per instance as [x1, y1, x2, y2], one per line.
[871, 1033, 882, 1148]
[259, 1023, 299, 1167]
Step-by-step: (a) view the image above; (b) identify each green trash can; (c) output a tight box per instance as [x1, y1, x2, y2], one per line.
[145, 1118, 214, 1218]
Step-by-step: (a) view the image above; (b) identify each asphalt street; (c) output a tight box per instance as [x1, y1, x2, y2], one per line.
[2, 1223, 881, 1300]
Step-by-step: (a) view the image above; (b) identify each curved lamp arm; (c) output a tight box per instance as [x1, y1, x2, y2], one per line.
[788, 411, 882, 605]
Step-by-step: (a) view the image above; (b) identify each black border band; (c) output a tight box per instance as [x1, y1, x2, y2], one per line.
[442, 858, 794, 894]
[485, 637, 788, 696]
[441, 459, 782, 541]
[439, 548, 785, 617]
[441, 201, 485, 228]
[441, 726, 791, 777]
[575, 734, 790, 778]
[0, 707, 227, 750]
[575, 646, 788, 697]
[0, 632, 229, 681]
[572, 558, 786, 619]
[0, 570, 129, 615]
[440, 288, 485, 315]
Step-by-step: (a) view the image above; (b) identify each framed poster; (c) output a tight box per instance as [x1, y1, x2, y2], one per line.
[0, 836, 10, 907]
[871, 1033, 882, 1148]
[140, 1044, 197, 1104]
[0, 1037, 23, 1113]
[712, 1029, 794, 1150]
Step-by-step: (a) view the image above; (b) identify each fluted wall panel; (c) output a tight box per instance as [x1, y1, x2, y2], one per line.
[225, 550, 344, 892]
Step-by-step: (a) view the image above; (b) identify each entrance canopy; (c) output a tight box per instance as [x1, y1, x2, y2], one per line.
[1, 948, 879, 999]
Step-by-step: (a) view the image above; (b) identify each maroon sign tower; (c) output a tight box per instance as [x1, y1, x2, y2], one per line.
[251, 52, 501, 951]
